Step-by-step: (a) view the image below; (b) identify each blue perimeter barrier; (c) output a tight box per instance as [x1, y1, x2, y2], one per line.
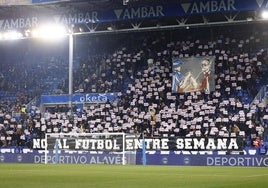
[0, 149, 267, 167]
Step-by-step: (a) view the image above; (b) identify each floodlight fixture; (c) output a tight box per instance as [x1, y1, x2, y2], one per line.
[0, 31, 23, 40]
[107, 26, 113, 31]
[32, 23, 68, 40]
[261, 10, 268, 19]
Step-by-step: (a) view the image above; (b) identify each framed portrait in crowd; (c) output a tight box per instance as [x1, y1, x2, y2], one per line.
[172, 56, 215, 93]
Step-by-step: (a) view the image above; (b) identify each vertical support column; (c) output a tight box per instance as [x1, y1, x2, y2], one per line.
[68, 33, 73, 113]
[142, 134, 146, 165]
[54, 139, 59, 164]
[45, 134, 48, 164]
[122, 133, 126, 165]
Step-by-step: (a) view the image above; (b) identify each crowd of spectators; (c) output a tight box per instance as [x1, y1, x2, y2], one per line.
[0, 24, 268, 151]
[0, 39, 68, 106]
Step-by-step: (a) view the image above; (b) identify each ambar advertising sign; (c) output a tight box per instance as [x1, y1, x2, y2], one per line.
[0, 0, 267, 30]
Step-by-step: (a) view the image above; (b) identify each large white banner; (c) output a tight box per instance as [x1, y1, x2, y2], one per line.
[33, 137, 242, 151]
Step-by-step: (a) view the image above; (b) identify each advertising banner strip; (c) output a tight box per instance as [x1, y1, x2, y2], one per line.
[1, 152, 268, 166]
[55, 0, 268, 23]
[1, 0, 268, 30]
[41, 93, 118, 104]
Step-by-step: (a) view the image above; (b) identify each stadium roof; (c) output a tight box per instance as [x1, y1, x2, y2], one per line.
[0, 0, 267, 35]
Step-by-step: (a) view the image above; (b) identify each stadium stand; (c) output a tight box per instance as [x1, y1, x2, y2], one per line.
[0, 40, 68, 104]
[0, 23, 267, 151]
